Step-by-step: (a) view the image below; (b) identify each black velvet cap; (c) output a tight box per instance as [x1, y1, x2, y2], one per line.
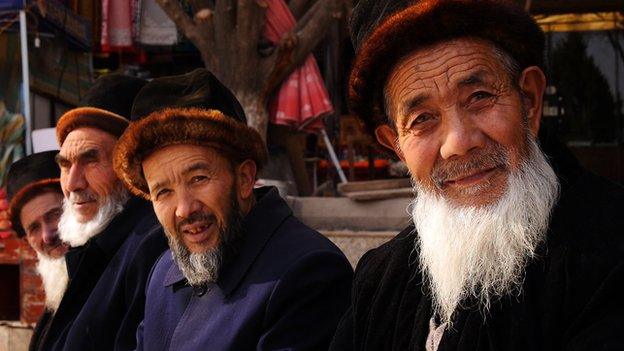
[80, 74, 148, 119]
[130, 69, 247, 123]
[7, 151, 62, 237]
[56, 74, 148, 144]
[348, 0, 545, 136]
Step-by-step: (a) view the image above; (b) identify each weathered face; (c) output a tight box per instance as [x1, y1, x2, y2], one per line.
[57, 127, 120, 222]
[142, 144, 243, 254]
[20, 191, 68, 258]
[379, 38, 544, 207]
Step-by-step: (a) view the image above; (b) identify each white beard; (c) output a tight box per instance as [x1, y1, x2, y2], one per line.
[411, 137, 560, 326]
[58, 186, 129, 247]
[36, 252, 69, 312]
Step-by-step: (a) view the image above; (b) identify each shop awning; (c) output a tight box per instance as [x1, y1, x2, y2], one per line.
[535, 12, 624, 32]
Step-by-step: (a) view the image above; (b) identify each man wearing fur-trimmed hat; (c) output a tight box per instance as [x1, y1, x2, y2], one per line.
[113, 68, 353, 350]
[42, 74, 168, 351]
[330, 0, 624, 350]
[6, 151, 68, 351]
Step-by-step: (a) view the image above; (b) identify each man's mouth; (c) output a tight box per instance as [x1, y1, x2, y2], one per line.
[444, 166, 501, 187]
[181, 222, 213, 243]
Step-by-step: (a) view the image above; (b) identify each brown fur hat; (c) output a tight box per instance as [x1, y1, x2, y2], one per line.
[7, 151, 62, 237]
[113, 69, 268, 199]
[56, 74, 147, 144]
[349, 0, 545, 135]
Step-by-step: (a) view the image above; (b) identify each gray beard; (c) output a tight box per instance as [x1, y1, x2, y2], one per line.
[58, 185, 129, 247]
[411, 136, 560, 326]
[35, 252, 69, 312]
[167, 188, 244, 287]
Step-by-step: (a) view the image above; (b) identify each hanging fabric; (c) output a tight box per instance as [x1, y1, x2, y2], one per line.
[101, 0, 134, 51]
[264, 0, 334, 133]
[136, 0, 178, 45]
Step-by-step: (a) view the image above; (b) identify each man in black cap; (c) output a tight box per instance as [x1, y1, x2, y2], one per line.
[42, 74, 168, 350]
[7, 151, 68, 351]
[331, 0, 624, 350]
[113, 68, 353, 350]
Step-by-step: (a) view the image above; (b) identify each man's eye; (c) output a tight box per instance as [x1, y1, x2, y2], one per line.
[155, 189, 171, 200]
[191, 176, 208, 183]
[470, 91, 494, 102]
[409, 113, 434, 127]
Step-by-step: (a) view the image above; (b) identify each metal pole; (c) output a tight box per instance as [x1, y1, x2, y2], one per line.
[19, 9, 32, 155]
[321, 129, 347, 183]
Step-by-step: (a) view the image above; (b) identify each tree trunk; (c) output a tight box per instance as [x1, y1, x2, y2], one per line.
[236, 93, 269, 143]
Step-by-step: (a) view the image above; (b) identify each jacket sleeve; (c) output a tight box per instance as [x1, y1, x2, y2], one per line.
[328, 247, 377, 351]
[114, 226, 167, 351]
[564, 260, 624, 351]
[257, 250, 354, 351]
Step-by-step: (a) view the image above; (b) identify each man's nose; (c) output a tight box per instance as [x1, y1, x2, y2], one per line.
[175, 191, 202, 219]
[64, 164, 88, 193]
[41, 223, 59, 245]
[440, 110, 486, 160]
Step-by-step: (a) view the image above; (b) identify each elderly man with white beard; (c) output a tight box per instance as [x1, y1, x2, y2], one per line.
[40, 74, 168, 351]
[6, 151, 69, 351]
[330, 1, 624, 350]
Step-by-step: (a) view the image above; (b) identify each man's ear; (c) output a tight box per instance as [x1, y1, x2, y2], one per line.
[236, 159, 257, 201]
[375, 124, 405, 161]
[518, 66, 546, 137]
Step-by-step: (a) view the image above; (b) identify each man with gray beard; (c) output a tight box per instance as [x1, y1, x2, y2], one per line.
[113, 69, 353, 350]
[6, 151, 68, 351]
[42, 74, 168, 351]
[330, 1, 624, 350]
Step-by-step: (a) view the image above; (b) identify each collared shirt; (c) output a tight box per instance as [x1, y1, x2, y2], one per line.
[137, 186, 353, 351]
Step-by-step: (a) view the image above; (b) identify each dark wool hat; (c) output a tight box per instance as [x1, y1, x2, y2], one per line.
[113, 68, 268, 199]
[56, 74, 148, 145]
[7, 151, 62, 237]
[349, 0, 545, 135]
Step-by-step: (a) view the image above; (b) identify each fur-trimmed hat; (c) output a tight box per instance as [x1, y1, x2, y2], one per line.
[349, 0, 545, 135]
[113, 68, 268, 199]
[56, 74, 147, 145]
[7, 151, 62, 237]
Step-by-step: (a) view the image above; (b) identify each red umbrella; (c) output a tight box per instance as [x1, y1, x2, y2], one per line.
[264, 0, 334, 133]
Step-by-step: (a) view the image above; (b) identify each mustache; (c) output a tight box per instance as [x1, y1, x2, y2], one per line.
[176, 212, 217, 233]
[68, 190, 97, 204]
[431, 145, 509, 187]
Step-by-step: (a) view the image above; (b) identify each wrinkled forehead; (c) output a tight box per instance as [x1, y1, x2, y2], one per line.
[59, 127, 117, 159]
[20, 191, 63, 224]
[385, 39, 509, 105]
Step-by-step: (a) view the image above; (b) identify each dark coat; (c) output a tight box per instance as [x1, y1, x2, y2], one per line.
[137, 187, 354, 351]
[40, 197, 168, 351]
[29, 309, 53, 351]
[330, 149, 624, 350]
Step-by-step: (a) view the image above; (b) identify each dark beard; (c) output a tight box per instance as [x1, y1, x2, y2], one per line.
[167, 183, 246, 287]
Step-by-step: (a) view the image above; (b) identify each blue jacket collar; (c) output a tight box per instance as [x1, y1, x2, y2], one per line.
[163, 186, 292, 295]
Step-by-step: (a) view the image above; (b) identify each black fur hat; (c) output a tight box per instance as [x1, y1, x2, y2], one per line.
[7, 151, 62, 237]
[56, 74, 147, 145]
[349, 0, 545, 135]
[113, 69, 267, 199]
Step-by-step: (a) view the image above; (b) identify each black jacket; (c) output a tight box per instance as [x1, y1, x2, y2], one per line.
[39, 197, 168, 350]
[330, 148, 624, 350]
[29, 309, 53, 351]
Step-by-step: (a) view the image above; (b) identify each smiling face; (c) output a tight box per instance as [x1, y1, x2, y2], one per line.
[142, 144, 256, 254]
[20, 191, 68, 258]
[378, 38, 545, 207]
[57, 127, 120, 222]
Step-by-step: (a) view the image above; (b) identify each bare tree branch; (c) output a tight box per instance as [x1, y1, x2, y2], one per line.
[288, 0, 314, 20]
[188, 0, 213, 12]
[265, 0, 345, 93]
[156, 0, 197, 40]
